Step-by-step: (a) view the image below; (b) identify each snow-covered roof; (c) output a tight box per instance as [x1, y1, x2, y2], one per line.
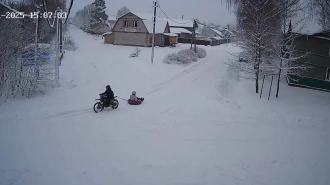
[170, 27, 192, 34]
[142, 19, 168, 34]
[211, 28, 224, 37]
[119, 11, 194, 28]
[164, 33, 178, 37]
[102, 32, 113, 36]
[314, 36, 330, 41]
[211, 36, 224, 40]
[116, 12, 154, 20]
[224, 29, 235, 36]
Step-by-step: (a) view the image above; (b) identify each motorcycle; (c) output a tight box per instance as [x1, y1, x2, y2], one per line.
[93, 94, 119, 113]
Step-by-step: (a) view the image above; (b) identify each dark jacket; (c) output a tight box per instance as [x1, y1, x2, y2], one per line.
[102, 87, 114, 98]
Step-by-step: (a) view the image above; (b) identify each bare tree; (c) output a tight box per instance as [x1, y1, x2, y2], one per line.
[225, 0, 307, 95]
[235, 0, 284, 93]
[310, 0, 330, 30]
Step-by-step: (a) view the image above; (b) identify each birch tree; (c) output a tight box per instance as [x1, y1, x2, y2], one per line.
[225, 0, 307, 95]
[310, 0, 330, 30]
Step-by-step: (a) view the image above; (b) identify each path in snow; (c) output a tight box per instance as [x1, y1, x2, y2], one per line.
[0, 25, 330, 185]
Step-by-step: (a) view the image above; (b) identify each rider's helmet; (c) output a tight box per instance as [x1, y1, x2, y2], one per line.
[132, 91, 136, 95]
[106, 85, 110, 89]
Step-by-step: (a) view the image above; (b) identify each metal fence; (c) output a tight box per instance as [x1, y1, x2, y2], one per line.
[177, 38, 229, 46]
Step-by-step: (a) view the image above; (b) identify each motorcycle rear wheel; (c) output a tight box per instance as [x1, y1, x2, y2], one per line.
[111, 99, 119, 109]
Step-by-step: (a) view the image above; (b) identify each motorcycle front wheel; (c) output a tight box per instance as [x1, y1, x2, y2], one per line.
[93, 102, 104, 113]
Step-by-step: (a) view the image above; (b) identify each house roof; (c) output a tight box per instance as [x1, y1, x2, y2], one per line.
[164, 33, 178, 37]
[118, 11, 194, 28]
[170, 27, 192, 34]
[211, 36, 223, 40]
[102, 32, 113, 36]
[211, 28, 224, 37]
[142, 19, 168, 34]
[314, 36, 330, 41]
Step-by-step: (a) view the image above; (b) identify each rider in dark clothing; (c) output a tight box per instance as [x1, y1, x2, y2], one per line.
[100, 85, 114, 102]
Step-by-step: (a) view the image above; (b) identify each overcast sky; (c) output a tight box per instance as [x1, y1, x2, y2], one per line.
[69, 0, 237, 26]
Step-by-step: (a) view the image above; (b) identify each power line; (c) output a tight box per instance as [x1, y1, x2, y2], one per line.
[157, 4, 193, 24]
[41, 0, 56, 28]
[63, 0, 74, 24]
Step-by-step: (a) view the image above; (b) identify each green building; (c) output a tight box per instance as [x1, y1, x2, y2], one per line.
[287, 30, 330, 92]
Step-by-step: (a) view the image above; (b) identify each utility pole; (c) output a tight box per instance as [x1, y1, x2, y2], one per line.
[59, 19, 63, 54]
[34, 4, 41, 71]
[151, 1, 157, 64]
[55, 7, 60, 82]
[193, 19, 197, 53]
[227, 24, 230, 43]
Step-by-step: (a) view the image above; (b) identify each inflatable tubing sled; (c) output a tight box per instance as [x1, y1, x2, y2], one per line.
[128, 98, 144, 105]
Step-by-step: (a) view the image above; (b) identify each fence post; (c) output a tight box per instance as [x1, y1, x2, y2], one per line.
[260, 75, 265, 99]
[268, 75, 274, 100]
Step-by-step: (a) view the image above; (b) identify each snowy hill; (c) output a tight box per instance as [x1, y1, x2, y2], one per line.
[0, 25, 330, 185]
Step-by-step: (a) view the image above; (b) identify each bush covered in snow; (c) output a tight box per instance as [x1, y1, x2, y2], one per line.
[163, 47, 207, 65]
[163, 47, 206, 65]
[196, 47, 207, 58]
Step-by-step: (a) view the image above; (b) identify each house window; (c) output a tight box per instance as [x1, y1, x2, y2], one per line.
[133, 20, 138, 27]
[123, 20, 128, 27]
[326, 68, 330, 81]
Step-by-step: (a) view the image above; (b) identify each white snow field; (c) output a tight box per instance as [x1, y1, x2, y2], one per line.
[1, 26, 330, 185]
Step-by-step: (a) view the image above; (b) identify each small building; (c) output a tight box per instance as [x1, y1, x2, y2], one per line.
[170, 27, 192, 38]
[164, 33, 178, 45]
[287, 30, 330, 92]
[103, 32, 114, 43]
[106, 12, 171, 47]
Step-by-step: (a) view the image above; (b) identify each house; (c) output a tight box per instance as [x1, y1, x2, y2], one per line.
[287, 30, 330, 92]
[219, 27, 237, 42]
[104, 12, 171, 47]
[200, 26, 224, 40]
[169, 27, 192, 38]
[165, 18, 195, 32]
[158, 17, 195, 43]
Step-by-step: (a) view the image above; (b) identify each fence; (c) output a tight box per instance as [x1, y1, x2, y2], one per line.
[178, 38, 210, 46]
[210, 39, 228, 46]
[177, 38, 230, 46]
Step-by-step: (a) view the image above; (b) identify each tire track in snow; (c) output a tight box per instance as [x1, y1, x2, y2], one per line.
[44, 108, 91, 119]
[146, 57, 209, 95]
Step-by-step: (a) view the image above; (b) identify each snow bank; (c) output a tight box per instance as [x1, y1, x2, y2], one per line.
[163, 47, 207, 65]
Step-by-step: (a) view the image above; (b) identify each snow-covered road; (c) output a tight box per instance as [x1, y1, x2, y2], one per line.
[1, 26, 330, 185]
